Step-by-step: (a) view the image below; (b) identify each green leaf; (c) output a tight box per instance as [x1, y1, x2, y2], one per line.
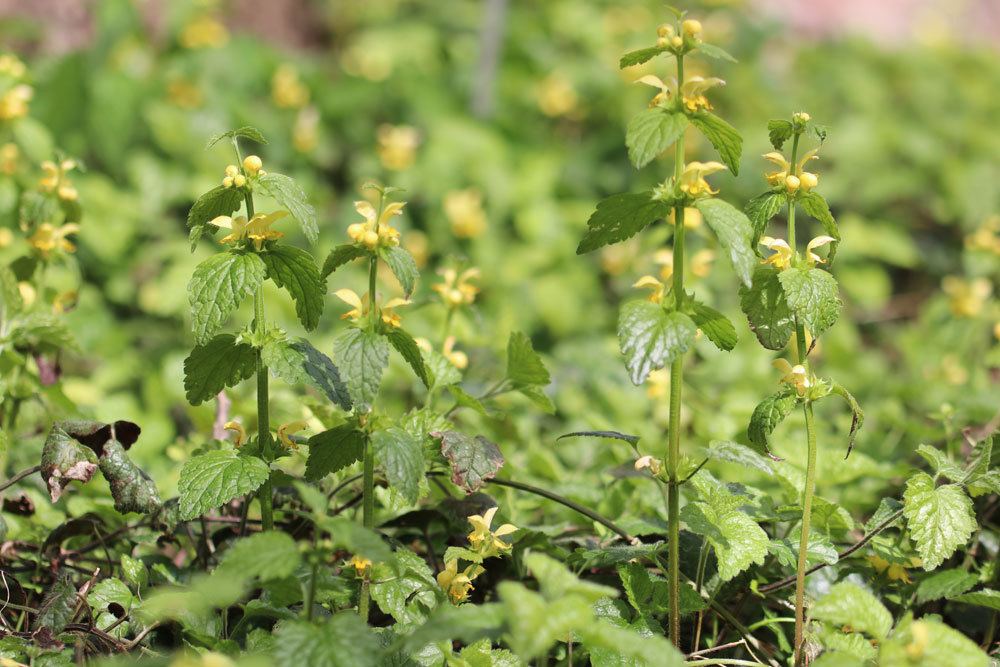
[697, 42, 737, 62]
[497, 585, 590, 660]
[878, 618, 989, 667]
[516, 384, 556, 414]
[619, 46, 670, 68]
[219, 531, 302, 581]
[274, 615, 379, 667]
[333, 328, 389, 411]
[767, 119, 794, 150]
[305, 424, 366, 481]
[40, 421, 99, 502]
[688, 112, 742, 174]
[206, 126, 267, 148]
[371, 549, 441, 625]
[617, 562, 707, 617]
[768, 529, 838, 569]
[505, 331, 551, 387]
[261, 245, 325, 330]
[321, 243, 368, 278]
[262, 337, 352, 409]
[778, 266, 842, 337]
[745, 190, 787, 247]
[386, 326, 430, 388]
[398, 603, 504, 654]
[121, 554, 148, 591]
[87, 578, 133, 637]
[799, 191, 841, 263]
[829, 381, 864, 457]
[577, 192, 671, 254]
[0, 264, 21, 315]
[694, 198, 755, 288]
[380, 246, 419, 298]
[183, 334, 256, 405]
[704, 440, 775, 474]
[372, 427, 424, 504]
[33, 572, 78, 633]
[317, 516, 393, 564]
[810, 582, 892, 640]
[188, 251, 267, 344]
[436, 430, 505, 493]
[681, 476, 769, 581]
[447, 385, 489, 416]
[747, 388, 799, 456]
[579, 618, 685, 667]
[686, 299, 737, 351]
[256, 172, 318, 244]
[99, 440, 162, 515]
[625, 109, 688, 169]
[914, 569, 978, 604]
[177, 449, 270, 521]
[902, 472, 976, 570]
[618, 300, 696, 385]
[739, 264, 795, 350]
[950, 589, 1000, 611]
[186, 185, 244, 251]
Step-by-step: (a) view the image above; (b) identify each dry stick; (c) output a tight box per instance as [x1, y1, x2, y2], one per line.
[0, 465, 41, 493]
[688, 640, 750, 659]
[758, 508, 905, 594]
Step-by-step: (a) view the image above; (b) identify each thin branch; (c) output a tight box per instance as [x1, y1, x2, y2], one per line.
[0, 465, 41, 493]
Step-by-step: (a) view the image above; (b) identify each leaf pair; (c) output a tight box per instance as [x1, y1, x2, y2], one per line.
[740, 264, 841, 350]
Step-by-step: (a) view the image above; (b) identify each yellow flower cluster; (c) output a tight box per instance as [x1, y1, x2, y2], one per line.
[28, 222, 79, 258]
[437, 506, 517, 604]
[637, 74, 724, 112]
[867, 554, 921, 584]
[179, 15, 229, 50]
[444, 189, 488, 239]
[759, 235, 834, 271]
[347, 199, 404, 250]
[1, 142, 18, 175]
[654, 18, 702, 51]
[432, 267, 480, 308]
[376, 124, 419, 171]
[335, 289, 410, 329]
[272, 64, 310, 109]
[0, 54, 32, 122]
[222, 155, 265, 188]
[222, 418, 308, 451]
[536, 74, 579, 118]
[212, 210, 286, 250]
[764, 148, 819, 194]
[773, 358, 814, 397]
[39, 159, 79, 201]
[942, 276, 992, 318]
[678, 161, 727, 197]
[966, 216, 1000, 255]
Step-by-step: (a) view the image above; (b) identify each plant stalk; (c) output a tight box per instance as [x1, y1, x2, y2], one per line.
[358, 436, 375, 621]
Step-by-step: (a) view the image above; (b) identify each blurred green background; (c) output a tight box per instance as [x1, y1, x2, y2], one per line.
[1, 0, 998, 532]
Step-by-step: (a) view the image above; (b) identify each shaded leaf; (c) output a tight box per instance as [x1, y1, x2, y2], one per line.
[183, 333, 256, 405]
[435, 430, 504, 493]
[99, 440, 162, 514]
[305, 424, 366, 481]
[261, 245, 325, 331]
[745, 190, 786, 247]
[274, 615, 379, 667]
[687, 299, 737, 351]
[186, 185, 244, 251]
[799, 191, 841, 263]
[263, 337, 352, 409]
[577, 192, 671, 254]
[40, 422, 99, 502]
[557, 430, 640, 446]
[617, 300, 696, 385]
[505, 331, 550, 387]
[767, 119, 794, 150]
[372, 427, 424, 505]
[747, 388, 799, 457]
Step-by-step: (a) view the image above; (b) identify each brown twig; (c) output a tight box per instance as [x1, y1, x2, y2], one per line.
[0, 465, 41, 493]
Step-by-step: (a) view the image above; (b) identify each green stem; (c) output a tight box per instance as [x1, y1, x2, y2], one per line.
[304, 562, 319, 621]
[787, 132, 801, 251]
[793, 397, 818, 667]
[358, 436, 375, 621]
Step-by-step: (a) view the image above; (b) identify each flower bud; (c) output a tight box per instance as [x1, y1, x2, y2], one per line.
[682, 19, 702, 37]
[243, 155, 263, 174]
[657, 36, 669, 47]
[222, 176, 234, 188]
[671, 35, 683, 48]
[225, 165, 239, 177]
[347, 223, 366, 240]
[657, 23, 674, 38]
[233, 174, 246, 188]
[792, 111, 811, 125]
[362, 230, 379, 248]
[784, 174, 801, 192]
[800, 172, 818, 190]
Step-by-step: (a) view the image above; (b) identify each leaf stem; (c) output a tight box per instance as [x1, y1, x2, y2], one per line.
[786, 132, 800, 252]
[0, 464, 40, 493]
[793, 399, 817, 667]
[358, 436, 375, 621]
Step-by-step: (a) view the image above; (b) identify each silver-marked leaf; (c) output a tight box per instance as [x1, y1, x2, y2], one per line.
[263, 337, 352, 409]
[617, 300, 696, 385]
[188, 251, 267, 344]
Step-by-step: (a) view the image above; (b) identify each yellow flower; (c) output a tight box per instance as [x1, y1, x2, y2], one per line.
[760, 237, 793, 271]
[682, 19, 702, 38]
[433, 267, 480, 308]
[278, 420, 308, 450]
[444, 189, 488, 239]
[680, 76, 725, 112]
[0, 142, 18, 175]
[634, 455, 662, 475]
[635, 74, 672, 108]
[404, 230, 429, 268]
[942, 276, 992, 318]
[52, 290, 78, 314]
[271, 64, 310, 109]
[867, 555, 916, 584]
[536, 74, 579, 118]
[224, 421, 246, 448]
[792, 111, 811, 124]
[656, 23, 675, 39]
[39, 159, 78, 201]
[350, 555, 371, 574]
[678, 161, 727, 197]
[349, 200, 405, 249]
[467, 507, 517, 557]
[29, 222, 79, 257]
[763, 148, 820, 193]
[0, 54, 27, 79]
[335, 289, 369, 322]
[442, 336, 468, 370]
[654, 249, 673, 280]
[773, 358, 812, 396]
[0, 83, 32, 121]
[213, 211, 287, 250]
[293, 106, 320, 153]
[646, 368, 670, 399]
[805, 235, 835, 266]
[670, 206, 702, 229]
[380, 297, 410, 328]
[437, 559, 475, 604]
[377, 124, 419, 171]
[965, 215, 1000, 255]
[167, 78, 203, 109]
[690, 249, 715, 277]
[633, 275, 666, 303]
[179, 14, 229, 49]
[243, 155, 263, 175]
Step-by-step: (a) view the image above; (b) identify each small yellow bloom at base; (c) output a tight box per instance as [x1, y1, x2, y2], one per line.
[29, 222, 79, 257]
[437, 559, 475, 604]
[223, 421, 246, 448]
[792, 111, 811, 124]
[678, 161, 727, 197]
[634, 455, 662, 475]
[433, 268, 480, 308]
[335, 289, 369, 322]
[350, 199, 407, 249]
[680, 76, 724, 113]
[800, 172, 818, 190]
[536, 74, 579, 118]
[179, 15, 230, 50]
[805, 235, 835, 266]
[349, 555, 371, 574]
[633, 275, 665, 304]
[656, 23, 674, 38]
[278, 420, 308, 450]
[380, 297, 411, 328]
[467, 506, 517, 557]
[773, 358, 812, 396]
[443, 336, 468, 370]
[214, 211, 288, 251]
[272, 64, 310, 109]
[760, 237, 793, 271]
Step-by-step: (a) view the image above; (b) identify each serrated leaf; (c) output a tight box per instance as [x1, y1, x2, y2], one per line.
[829, 381, 864, 457]
[768, 529, 838, 569]
[558, 430, 640, 446]
[617, 562, 706, 618]
[305, 424, 366, 481]
[256, 172, 318, 244]
[914, 569, 978, 604]
[704, 440, 775, 473]
[739, 264, 794, 350]
[321, 243, 369, 278]
[219, 531, 301, 581]
[177, 450, 270, 521]
[183, 334, 256, 405]
[274, 615, 379, 667]
[436, 430, 504, 493]
[878, 618, 989, 667]
[799, 191, 840, 263]
[687, 299, 737, 351]
[206, 126, 267, 149]
[99, 440, 162, 515]
[767, 119, 794, 150]
[902, 472, 975, 570]
[380, 246, 419, 298]
[950, 589, 1000, 610]
[370, 549, 440, 625]
[697, 42, 737, 62]
[33, 572, 78, 633]
[188, 251, 267, 344]
[333, 328, 389, 411]
[577, 192, 671, 254]
[747, 388, 798, 456]
[505, 331, 550, 387]
[261, 245, 325, 330]
[263, 337, 352, 409]
[186, 185, 244, 251]
[579, 618, 685, 667]
[619, 46, 670, 68]
[746, 190, 786, 247]
[778, 266, 841, 337]
[372, 427, 423, 504]
[40, 422, 99, 502]
[694, 198, 755, 288]
[618, 300, 696, 385]
[386, 327, 430, 388]
[810, 582, 892, 640]
[625, 109, 688, 169]
[688, 112, 742, 174]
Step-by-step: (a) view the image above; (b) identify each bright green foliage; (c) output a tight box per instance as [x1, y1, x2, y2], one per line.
[305, 424, 365, 480]
[261, 245, 325, 330]
[810, 582, 892, 640]
[437, 430, 505, 493]
[688, 112, 743, 174]
[694, 198, 756, 287]
[183, 333, 256, 405]
[577, 192, 671, 254]
[188, 250, 267, 344]
[698, 42, 737, 62]
[322, 243, 368, 278]
[745, 190, 787, 246]
[386, 326, 430, 387]
[739, 265, 795, 349]
[747, 388, 798, 455]
[768, 529, 838, 568]
[187, 184, 244, 249]
[799, 191, 841, 262]
[274, 615, 379, 667]
[505, 331, 550, 386]
[950, 589, 1000, 611]
[372, 427, 424, 504]
[177, 449, 271, 521]
[878, 619, 988, 666]
[778, 266, 842, 337]
[902, 472, 976, 570]
[371, 549, 441, 624]
[380, 246, 419, 298]
[767, 119, 794, 149]
[206, 125, 268, 148]
[333, 327, 389, 411]
[914, 569, 978, 604]
[88, 578, 133, 638]
[263, 337, 352, 409]
[617, 300, 696, 385]
[686, 299, 737, 351]
[625, 109, 688, 169]
[619, 46, 670, 68]
[218, 531, 302, 581]
[617, 562, 707, 619]
[256, 172, 319, 244]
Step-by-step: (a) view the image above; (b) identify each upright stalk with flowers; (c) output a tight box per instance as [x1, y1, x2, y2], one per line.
[577, 11, 756, 646]
[740, 113, 864, 665]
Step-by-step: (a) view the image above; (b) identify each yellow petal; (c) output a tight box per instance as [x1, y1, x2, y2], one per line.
[383, 297, 411, 310]
[772, 358, 793, 376]
[632, 275, 663, 290]
[635, 75, 669, 91]
[211, 215, 235, 229]
[278, 420, 309, 449]
[335, 289, 364, 311]
[223, 420, 246, 447]
[354, 200, 377, 223]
